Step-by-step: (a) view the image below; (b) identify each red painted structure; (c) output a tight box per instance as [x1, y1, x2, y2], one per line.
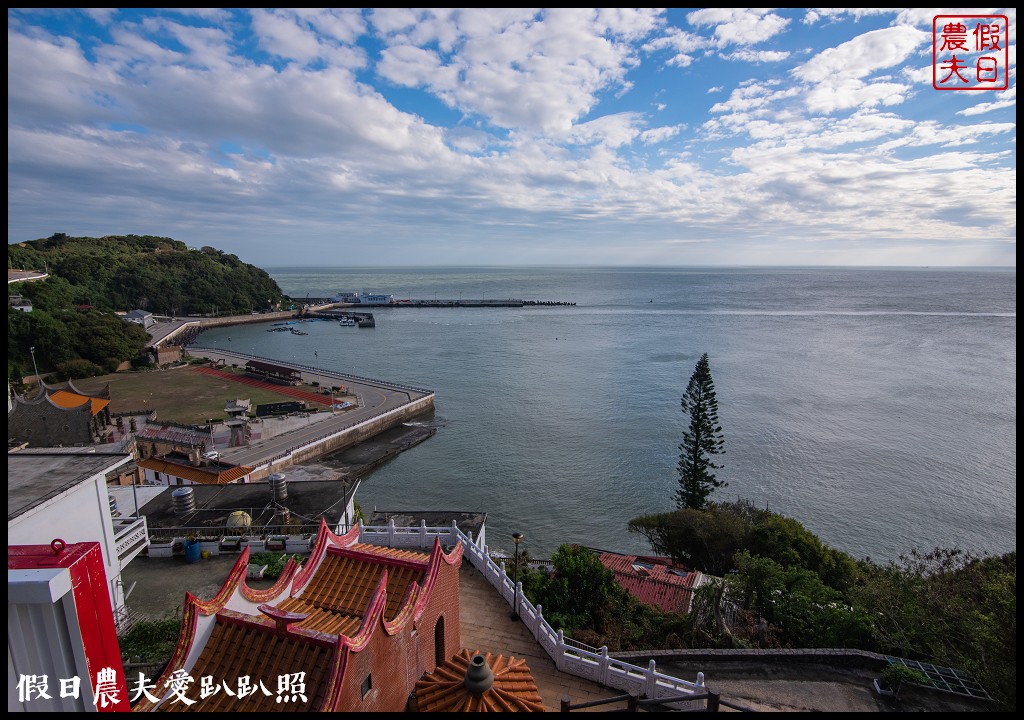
[8, 539, 129, 711]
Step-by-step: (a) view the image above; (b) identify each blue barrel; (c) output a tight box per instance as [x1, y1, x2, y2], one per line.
[183, 539, 201, 564]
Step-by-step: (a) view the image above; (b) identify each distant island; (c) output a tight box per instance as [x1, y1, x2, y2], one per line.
[8, 233, 287, 379]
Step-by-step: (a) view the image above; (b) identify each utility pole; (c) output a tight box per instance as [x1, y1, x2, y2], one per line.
[29, 346, 40, 393]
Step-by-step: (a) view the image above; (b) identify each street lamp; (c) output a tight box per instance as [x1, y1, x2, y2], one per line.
[29, 346, 40, 395]
[511, 532, 524, 621]
[341, 479, 349, 532]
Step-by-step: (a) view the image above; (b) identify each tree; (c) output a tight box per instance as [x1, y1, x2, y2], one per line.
[676, 352, 726, 510]
[628, 504, 753, 575]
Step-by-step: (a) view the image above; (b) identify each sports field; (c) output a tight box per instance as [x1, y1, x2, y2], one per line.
[74, 365, 334, 425]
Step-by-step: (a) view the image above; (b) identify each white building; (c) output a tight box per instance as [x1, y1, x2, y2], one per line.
[137, 455, 253, 486]
[7, 449, 148, 620]
[124, 309, 155, 328]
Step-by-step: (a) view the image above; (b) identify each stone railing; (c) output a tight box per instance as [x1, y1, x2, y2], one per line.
[359, 521, 706, 710]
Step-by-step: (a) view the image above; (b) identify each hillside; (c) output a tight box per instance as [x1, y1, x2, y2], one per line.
[8, 234, 286, 316]
[8, 233, 287, 378]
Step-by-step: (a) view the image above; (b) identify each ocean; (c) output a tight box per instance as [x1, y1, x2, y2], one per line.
[197, 267, 1016, 562]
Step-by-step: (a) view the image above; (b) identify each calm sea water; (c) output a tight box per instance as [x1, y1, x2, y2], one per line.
[198, 267, 1016, 562]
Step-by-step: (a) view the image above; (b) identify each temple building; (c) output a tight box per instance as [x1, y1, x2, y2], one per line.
[7, 379, 116, 446]
[136, 521, 464, 712]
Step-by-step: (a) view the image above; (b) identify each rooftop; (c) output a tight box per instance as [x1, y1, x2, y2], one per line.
[596, 550, 703, 615]
[138, 478, 354, 534]
[137, 456, 252, 486]
[47, 389, 109, 415]
[8, 451, 131, 520]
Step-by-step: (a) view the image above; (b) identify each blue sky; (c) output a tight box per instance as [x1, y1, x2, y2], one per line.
[7, 8, 1017, 266]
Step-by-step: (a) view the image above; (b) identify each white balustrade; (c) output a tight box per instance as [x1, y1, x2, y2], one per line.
[358, 520, 706, 705]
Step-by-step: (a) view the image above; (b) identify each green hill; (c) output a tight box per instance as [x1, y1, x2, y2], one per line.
[8, 233, 287, 378]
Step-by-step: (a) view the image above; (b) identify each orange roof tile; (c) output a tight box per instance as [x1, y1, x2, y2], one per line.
[142, 525, 463, 714]
[157, 612, 339, 712]
[414, 649, 545, 712]
[48, 389, 110, 415]
[137, 457, 252, 485]
[280, 547, 428, 634]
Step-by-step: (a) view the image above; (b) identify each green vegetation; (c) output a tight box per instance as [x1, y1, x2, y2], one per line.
[521, 544, 690, 651]
[881, 663, 931, 690]
[676, 352, 726, 510]
[9, 289, 151, 379]
[8, 233, 287, 377]
[248, 552, 303, 580]
[118, 617, 180, 664]
[625, 502, 1015, 710]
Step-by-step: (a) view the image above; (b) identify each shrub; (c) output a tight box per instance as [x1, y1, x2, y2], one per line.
[118, 617, 181, 663]
[56, 358, 104, 379]
[881, 664, 931, 690]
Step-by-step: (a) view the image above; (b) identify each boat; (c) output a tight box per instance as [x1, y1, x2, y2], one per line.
[339, 317, 356, 326]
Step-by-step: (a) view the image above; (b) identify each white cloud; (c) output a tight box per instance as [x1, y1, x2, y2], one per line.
[643, 26, 705, 67]
[877, 119, 1016, 148]
[639, 125, 683, 144]
[250, 9, 366, 68]
[957, 86, 1017, 116]
[723, 49, 790, 63]
[792, 26, 929, 113]
[686, 8, 790, 47]
[567, 113, 644, 147]
[5, 9, 1017, 266]
[374, 8, 664, 136]
[82, 8, 118, 25]
[803, 78, 912, 113]
[793, 26, 929, 83]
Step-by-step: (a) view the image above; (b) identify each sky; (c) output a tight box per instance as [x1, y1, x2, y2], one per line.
[6, 8, 1017, 267]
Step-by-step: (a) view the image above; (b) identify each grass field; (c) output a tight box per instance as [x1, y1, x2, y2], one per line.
[75, 365, 330, 425]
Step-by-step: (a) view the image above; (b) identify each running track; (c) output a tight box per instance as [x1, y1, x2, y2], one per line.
[192, 366, 334, 406]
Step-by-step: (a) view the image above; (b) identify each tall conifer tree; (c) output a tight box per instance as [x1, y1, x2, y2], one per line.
[677, 352, 726, 510]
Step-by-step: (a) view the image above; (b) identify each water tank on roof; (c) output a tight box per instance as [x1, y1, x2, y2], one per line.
[226, 510, 252, 529]
[171, 487, 196, 517]
[270, 473, 288, 501]
[274, 506, 291, 527]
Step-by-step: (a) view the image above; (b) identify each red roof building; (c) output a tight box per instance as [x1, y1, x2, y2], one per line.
[597, 551, 706, 615]
[136, 519, 463, 712]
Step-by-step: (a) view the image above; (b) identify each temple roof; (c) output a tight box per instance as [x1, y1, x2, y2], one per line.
[414, 649, 545, 712]
[279, 545, 428, 635]
[138, 521, 463, 712]
[160, 611, 340, 712]
[47, 389, 109, 415]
